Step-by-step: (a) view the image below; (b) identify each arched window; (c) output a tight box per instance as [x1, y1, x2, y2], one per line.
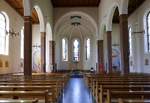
[0, 12, 9, 55]
[20, 27, 24, 59]
[86, 38, 90, 60]
[73, 39, 80, 61]
[62, 38, 68, 61]
[129, 27, 133, 56]
[145, 12, 150, 53]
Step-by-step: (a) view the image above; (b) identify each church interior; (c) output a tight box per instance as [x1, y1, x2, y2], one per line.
[0, 0, 150, 103]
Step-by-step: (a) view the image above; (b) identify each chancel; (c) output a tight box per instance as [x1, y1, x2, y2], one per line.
[0, 0, 150, 103]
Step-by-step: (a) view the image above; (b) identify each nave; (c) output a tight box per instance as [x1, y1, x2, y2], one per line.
[1, 0, 150, 102]
[0, 71, 149, 103]
[59, 73, 94, 103]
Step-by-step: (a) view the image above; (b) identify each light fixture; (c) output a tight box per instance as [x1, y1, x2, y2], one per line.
[32, 44, 41, 48]
[71, 16, 81, 26]
[6, 28, 19, 37]
[112, 43, 119, 47]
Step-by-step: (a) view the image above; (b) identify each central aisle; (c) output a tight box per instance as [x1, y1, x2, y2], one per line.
[59, 75, 94, 103]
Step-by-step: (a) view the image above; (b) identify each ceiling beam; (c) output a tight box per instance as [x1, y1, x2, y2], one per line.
[5, 0, 23, 17]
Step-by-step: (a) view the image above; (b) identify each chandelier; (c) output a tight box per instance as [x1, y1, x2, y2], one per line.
[6, 28, 19, 37]
[71, 16, 81, 26]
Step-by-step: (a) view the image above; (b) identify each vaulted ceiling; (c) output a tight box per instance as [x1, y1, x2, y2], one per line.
[4, 0, 146, 24]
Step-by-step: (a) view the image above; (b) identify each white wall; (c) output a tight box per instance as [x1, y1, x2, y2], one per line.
[98, 0, 123, 39]
[128, 0, 150, 73]
[33, 0, 53, 30]
[0, 0, 24, 74]
[32, 25, 41, 46]
[103, 24, 121, 72]
[32, 24, 42, 72]
[54, 7, 98, 71]
[32, 0, 53, 72]
[54, 7, 98, 26]
[55, 34, 97, 70]
[112, 24, 120, 45]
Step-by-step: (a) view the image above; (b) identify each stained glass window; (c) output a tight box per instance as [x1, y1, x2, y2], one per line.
[21, 27, 24, 59]
[145, 12, 150, 53]
[86, 38, 90, 59]
[73, 39, 80, 61]
[0, 12, 9, 55]
[129, 27, 132, 56]
[62, 38, 68, 61]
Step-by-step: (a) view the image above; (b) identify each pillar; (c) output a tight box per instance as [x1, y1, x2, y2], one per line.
[120, 14, 129, 74]
[50, 41, 56, 71]
[97, 40, 104, 73]
[41, 32, 46, 72]
[24, 16, 32, 76]
[106, 31, 112, 73]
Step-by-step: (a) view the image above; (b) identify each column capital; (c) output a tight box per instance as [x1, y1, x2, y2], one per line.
[41, 32, 46, 37]
[24, 16, 32, 21]
[119, 14, 128, 23]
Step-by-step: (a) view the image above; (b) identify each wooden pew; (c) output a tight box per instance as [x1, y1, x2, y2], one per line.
[107, 90, 150, 103]
[0, 99, 38, 103]
[0, 90, 48, 103]
[97, 85, 150, 103]
[0, 73, 70, 103]
[85, 73, 150, 103]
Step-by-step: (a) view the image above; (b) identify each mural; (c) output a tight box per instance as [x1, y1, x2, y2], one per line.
[32, 45, 41, 73]
[112, 46, 121, 72]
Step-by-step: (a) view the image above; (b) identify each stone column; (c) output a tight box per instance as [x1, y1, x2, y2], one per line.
[106, 31, 112, 73]
[41, 32, 46, 72]
[24, 16, 32, 76]
[50, 41, 56, 71]
[97, 40, 104, 73]
[120, 14, 129, 74]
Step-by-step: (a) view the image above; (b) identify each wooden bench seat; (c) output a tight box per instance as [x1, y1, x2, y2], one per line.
[107, 90, 150, 103]
[0, 99, 38, 103]
[0, 90, 49, 103]
[112, 99, 150, 103]
[0, 85, 59, 101]
[85, 74, 150, 103]
[0, 73, 70, 103]
[0, 82, 62, 86]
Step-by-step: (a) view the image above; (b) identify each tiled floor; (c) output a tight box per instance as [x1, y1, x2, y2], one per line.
[59, 76, 95, 103]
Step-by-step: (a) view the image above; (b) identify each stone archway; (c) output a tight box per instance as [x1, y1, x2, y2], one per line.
[54, 11, 98, 71]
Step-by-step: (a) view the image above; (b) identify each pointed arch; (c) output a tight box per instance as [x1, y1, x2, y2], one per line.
[0, 11, 9, 55]
[33, 5, 45, 32]
[106, 3, 120, 31]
